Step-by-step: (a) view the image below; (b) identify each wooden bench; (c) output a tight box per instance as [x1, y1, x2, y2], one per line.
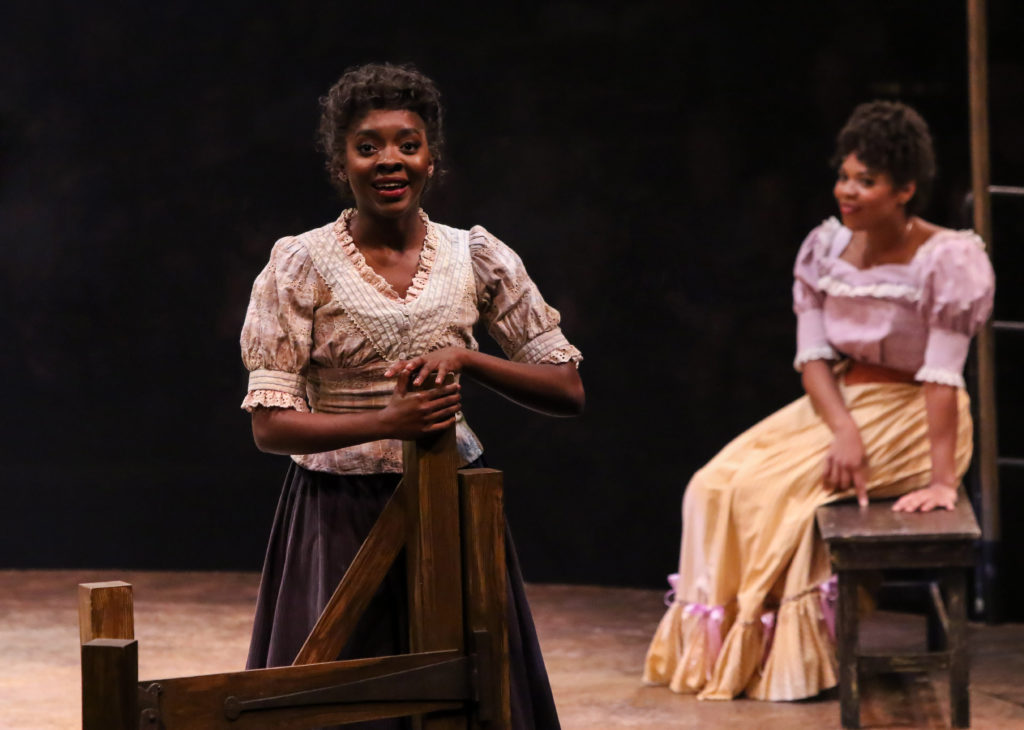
[816, 492, 981, 729]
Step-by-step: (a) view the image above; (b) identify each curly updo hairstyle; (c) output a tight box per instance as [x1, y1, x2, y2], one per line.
[318, 62, 444, 198]
[832, 100, 936, 216]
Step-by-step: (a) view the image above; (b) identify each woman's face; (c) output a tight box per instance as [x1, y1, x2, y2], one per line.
[342, 108, 434, 220]
[833, 153, 915, 230]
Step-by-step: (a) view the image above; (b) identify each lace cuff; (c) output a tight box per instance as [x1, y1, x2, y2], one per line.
[511, 328, 582, 365]
[914, 366, 966, 389]
[793, 346, 839, 372]
[241, 369, 309, 412]
[241, 389, 311, 413]
[541, 345, 584, 368]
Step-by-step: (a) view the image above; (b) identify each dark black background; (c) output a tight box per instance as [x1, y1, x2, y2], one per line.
[2, 2, 1022, 597]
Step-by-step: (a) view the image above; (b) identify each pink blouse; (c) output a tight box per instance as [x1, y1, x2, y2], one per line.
[793, 217, 994, 388]
[240, 209, 582, 474]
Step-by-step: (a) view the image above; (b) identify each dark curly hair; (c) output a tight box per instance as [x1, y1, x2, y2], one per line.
[318, 63, 444, 198]
[832, 100, 936, 216]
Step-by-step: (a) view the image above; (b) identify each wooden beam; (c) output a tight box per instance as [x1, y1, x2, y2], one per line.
[144, 650, 464, 729]
[78, 581, 134, 644]
[294, 483, 408, 665]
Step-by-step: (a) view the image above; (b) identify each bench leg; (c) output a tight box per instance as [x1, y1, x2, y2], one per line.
[946, 568, 970, 728]
[927, 581, 948, 652]
[838, 570, 860, 729]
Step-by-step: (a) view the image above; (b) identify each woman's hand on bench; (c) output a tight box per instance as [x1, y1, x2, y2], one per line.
[891, 483, 958, 512]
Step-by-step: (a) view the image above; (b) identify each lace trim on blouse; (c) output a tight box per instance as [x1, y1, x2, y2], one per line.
[242, 389, 310, 413]
[511, 327, 582, 365]
[304, 210, 473, 362]
[544, 345, 584, 366]
[816, 275, 921, 302]
[793, 345, 839, 371]
[914, 366, 966, 389]
[332, 208, 439, 302]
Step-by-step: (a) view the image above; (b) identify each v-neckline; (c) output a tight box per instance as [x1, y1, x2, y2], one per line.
[333, 208, 439, 303]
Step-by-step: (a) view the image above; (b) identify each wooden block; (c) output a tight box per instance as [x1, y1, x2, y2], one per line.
[78, 581, 134, 644]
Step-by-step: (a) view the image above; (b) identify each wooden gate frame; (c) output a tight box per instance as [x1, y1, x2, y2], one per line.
[79, 425, 510, 729]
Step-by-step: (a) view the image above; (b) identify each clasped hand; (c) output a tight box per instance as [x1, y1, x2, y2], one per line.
[378, 348, 465, 440]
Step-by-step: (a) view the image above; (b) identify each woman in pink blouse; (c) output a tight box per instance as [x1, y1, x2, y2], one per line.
[644, 101, 994, 702]
[240, 63, 583, 730]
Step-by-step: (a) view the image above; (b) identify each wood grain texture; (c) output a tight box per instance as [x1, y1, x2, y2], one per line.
[403, 426, 464, 655]
[403, 426, 467, 730]
[78, 581, 134, 644]
[826, 541, 977, 571]
[459, 468, 511, 729]
[816, 493, 981, 544]
[146, 650, 463, 729]
[947, 568, 970, 728]
[81, 639, 137, 730]
[838, 572, 861, 729]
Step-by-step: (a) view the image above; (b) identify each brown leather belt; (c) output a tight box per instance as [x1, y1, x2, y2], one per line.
[843, 360, 917, 385]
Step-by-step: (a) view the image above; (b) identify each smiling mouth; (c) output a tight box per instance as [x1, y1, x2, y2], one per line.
[373, 181, 408, 191]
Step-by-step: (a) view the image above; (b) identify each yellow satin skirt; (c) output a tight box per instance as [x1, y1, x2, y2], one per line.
[643, 381, 973, 701]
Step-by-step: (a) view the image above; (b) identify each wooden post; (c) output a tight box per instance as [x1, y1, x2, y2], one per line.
[947, 568, 970, 728]
[460, 468, 511, 729]
[967, 0, 1001, 623]
[81, 639, 138, 730]
[404, 425, 467, 730]
[79, 582, 137, 730]
[838, 572, 861, 729]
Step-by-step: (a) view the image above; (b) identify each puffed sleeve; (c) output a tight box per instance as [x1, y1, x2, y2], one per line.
[793, 219, 841, 371]
[239, 236, 321, 412]
[469, 226, 582, 366]
[914, 233, 995, 388]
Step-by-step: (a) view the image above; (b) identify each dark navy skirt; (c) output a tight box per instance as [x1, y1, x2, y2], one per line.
[246, 461, 560, 730]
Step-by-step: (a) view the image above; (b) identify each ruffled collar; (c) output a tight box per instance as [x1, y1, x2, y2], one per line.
[332, 208, 439, 302]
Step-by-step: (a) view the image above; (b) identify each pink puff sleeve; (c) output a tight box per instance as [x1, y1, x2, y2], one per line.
[239, 236, 322, 413]
[914, 232, 995, 388]
[792, 219, 841, 371]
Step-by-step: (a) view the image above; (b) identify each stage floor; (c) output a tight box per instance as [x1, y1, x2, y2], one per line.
[3, 570, 1024, 729]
